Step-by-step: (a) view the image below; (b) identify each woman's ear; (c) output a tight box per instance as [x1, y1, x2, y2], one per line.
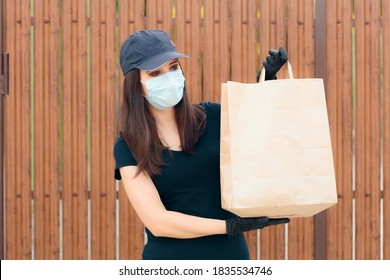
[141, 83, 148, 97]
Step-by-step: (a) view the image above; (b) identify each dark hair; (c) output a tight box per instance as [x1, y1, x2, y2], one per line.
[118, 69, 206, 176]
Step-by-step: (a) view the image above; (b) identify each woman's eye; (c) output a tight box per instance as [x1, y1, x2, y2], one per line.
[170, 64, 179, 71]
[149, 71, 160, 77]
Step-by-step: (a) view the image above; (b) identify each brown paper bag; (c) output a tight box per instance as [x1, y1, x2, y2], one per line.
[220, 62, 337, 218]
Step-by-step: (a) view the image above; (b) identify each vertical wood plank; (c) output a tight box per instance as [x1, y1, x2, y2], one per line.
[297, 0, 305, 76]
[313, 0, 328, 260]
[286, 0, 301, 260]
[325, 0, 353, 260]
[202, 0, 215, 102]
[175, 0, 202, 103]
[231, 0, 242, 82]
[241, 0, 248, 81]
[0, 0, 4, 260]
[302, 0, 314, 78]
[33, 0, 60, 259]
[284, 0, 315, 260]
[354, 0, 381, 260]
[20, 0, 32, 261]
[4, 0, 16, 260]
[324, 0, 338, 260]
[325, 0, 340, 260]
[202, 0, 230, 103]
[217, 0, 230, 100]
[90, 0, 117, 259]
[300, 0, 314, 260]
[4, 0, 32, 260]
[260, 0, 286, 78]
[230, 0, 258, 259]
[62, 0, 88, 259]
[354, 0, 365, 260]
[263, 0, 318, 260]
[258, 0, 287, 260]
[246, 0, 259, 259]
[145, 0, 172, 33]
[383, 0, 390, 261]
[259, 0, 270, 63]
[231, 0, 257, 83]
[246, 0, 257, 83]
[230, 0, 242, 82]
[117, 0, 145, 260]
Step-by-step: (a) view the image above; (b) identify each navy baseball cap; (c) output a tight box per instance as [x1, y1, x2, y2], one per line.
[120, 30, 190, 75]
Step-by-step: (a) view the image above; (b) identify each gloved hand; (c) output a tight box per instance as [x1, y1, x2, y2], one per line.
[256, 47, 288, 82]
[226, 216, 290, 237]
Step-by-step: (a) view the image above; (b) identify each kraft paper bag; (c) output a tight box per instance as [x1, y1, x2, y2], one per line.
[220, 62, 337, 218]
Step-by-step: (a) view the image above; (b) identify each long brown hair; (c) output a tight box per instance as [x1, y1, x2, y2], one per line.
[119, 69, 206, 176]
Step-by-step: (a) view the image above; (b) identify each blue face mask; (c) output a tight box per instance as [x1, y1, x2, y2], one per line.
[142, 70, 185, 110]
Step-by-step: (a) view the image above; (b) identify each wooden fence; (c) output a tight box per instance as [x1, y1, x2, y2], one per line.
[1, 0, 389, 260]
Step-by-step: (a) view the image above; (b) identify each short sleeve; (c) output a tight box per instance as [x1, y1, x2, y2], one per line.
[113, 135, 137, 180]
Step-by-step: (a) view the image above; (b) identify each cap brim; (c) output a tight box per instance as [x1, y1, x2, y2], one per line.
[138, 51, 191, 71]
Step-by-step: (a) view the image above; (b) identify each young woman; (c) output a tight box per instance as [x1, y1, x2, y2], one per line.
[114, 30, 289, 260]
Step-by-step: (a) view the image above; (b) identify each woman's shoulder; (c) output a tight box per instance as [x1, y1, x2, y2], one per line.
[113, 133, 127, 152]
[113, 133, 136, 157]
[198, 102, 221, 131]
[199, 102, 221, 115]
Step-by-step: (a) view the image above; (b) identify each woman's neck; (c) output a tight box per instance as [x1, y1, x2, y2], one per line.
[149, 106, 181, 150]
[149, 106, 177, 129]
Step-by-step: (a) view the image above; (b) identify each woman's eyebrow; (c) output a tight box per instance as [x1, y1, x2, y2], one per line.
[169, 59, 179, 65]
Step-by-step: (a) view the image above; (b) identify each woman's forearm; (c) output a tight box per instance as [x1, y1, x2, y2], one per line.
[150, 210, 227, 238]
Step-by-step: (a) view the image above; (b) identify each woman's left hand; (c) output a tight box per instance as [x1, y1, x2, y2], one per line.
[257, 47, 288, 81]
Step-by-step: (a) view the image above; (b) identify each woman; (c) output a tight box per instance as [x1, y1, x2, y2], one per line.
[114, 30, 289, 260]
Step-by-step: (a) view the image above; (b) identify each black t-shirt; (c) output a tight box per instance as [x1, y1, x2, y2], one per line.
[113, 102, 249, 260]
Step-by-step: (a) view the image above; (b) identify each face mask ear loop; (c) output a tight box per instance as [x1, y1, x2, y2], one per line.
[177, 60, 185, 77]
[140, 79, 147, 97]
[177, 60, 187, 94]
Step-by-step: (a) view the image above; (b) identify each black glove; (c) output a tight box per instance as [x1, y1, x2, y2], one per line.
[226, 216, 290, 237]
[256, 47, 288, 82]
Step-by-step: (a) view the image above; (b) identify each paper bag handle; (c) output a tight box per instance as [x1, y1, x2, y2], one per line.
[258, 60, 294, 83]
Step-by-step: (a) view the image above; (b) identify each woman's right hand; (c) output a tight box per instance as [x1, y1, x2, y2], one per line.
[226, 216, 290, 237]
